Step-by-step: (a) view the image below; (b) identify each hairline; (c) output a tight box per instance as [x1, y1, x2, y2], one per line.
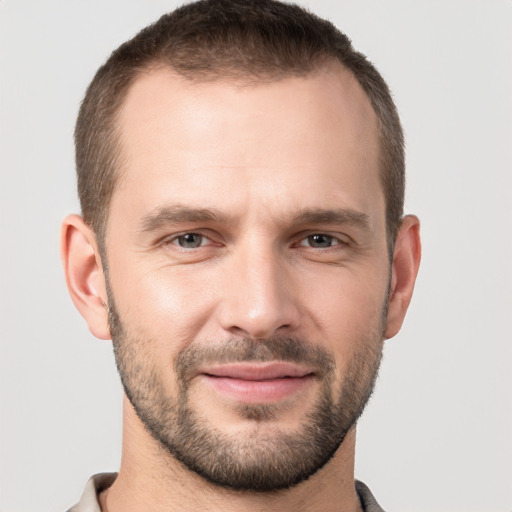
[96, 58, 397, 257]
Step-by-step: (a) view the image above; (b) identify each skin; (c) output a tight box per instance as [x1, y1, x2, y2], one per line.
[61, 61, 421, 512]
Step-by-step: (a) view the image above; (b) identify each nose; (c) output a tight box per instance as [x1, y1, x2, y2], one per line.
[217, 244, 301, 339]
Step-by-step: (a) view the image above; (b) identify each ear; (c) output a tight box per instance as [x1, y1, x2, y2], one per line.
[385, 215, 421, 339]
[60, 214, 111, 340]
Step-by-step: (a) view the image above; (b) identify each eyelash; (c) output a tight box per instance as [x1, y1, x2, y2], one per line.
[297, 234, 348, 249]
[165, 232, 215, 249]
[163, 231, 349, 251]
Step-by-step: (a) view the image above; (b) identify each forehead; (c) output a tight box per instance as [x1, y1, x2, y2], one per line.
[113, 63, 382, 226]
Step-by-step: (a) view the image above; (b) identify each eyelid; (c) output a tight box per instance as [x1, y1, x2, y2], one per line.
[294, 231, 351, 247]
[172, 233, 209, 248]
[300, 236, 339, 248]
[160, 229, 223, 249]
[157, 229, 351, 249]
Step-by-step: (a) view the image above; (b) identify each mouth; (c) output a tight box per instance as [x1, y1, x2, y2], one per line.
[197, 362, 316, 403]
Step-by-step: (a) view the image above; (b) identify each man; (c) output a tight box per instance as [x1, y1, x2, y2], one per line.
[61, 0, 421, 510]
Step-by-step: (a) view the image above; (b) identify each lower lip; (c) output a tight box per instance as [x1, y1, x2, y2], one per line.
[201, 375, 313, 403]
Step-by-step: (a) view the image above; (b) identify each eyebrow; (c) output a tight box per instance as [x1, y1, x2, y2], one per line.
[140, 205, 234, 232]
[292, 208, 370, 230]
[140, 204, 370, 233]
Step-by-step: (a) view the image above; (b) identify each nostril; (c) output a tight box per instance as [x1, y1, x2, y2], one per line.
[216, 265, 301, 339]
[228, 325, 248, 336]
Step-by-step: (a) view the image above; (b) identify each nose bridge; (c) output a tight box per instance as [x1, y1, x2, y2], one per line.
[219, 235, 299, 338]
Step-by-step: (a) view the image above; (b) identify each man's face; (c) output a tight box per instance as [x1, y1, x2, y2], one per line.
[104, 64, 390, 491]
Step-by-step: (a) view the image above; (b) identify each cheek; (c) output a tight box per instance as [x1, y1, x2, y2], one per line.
[109, 261, 221, 351]
[302, 267, 389, 356]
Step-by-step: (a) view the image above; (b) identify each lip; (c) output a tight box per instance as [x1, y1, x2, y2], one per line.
[201, 362, 314, 380]
[197, 362, 315, 403]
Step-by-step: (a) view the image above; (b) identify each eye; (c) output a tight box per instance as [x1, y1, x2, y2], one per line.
[172, 232, 208, 249]
[300, 234, 341, 248]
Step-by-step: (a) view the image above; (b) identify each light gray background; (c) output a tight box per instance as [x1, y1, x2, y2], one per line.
[1, 1, 510, 511]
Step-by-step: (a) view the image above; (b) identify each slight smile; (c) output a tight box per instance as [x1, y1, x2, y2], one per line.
[197, 362, 316, 403]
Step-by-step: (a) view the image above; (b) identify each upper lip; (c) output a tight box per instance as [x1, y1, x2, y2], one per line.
[199, 362, 314, 381]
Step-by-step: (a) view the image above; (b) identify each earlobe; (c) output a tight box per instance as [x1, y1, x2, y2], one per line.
[60, 214, 111, 340]
[385, 215, 421, 339]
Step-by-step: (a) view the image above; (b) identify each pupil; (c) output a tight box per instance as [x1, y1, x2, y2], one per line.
[180, 233, 201, 248]
[310, 234, 331, 248]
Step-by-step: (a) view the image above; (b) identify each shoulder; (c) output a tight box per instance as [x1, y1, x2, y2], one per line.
[355, 480, 386, 512]
[67, 473, 117, 512]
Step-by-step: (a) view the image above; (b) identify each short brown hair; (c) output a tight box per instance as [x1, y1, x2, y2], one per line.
[75, 0, 404, 253]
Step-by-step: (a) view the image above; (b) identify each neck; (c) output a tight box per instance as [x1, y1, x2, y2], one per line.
[101, 396, 362, 512]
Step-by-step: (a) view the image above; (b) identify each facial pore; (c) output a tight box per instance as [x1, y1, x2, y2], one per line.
[107, 276, 386, 492]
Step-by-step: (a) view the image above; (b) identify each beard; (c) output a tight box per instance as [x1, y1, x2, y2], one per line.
[107, 281, 386, 492]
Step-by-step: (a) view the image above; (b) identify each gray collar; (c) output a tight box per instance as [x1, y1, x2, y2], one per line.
[68, 473, 385, 512]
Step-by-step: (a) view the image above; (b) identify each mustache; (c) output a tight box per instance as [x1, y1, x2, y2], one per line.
[175, 336, 336, 382]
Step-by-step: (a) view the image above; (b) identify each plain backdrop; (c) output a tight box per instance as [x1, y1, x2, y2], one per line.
[0, 1, 510, 511]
